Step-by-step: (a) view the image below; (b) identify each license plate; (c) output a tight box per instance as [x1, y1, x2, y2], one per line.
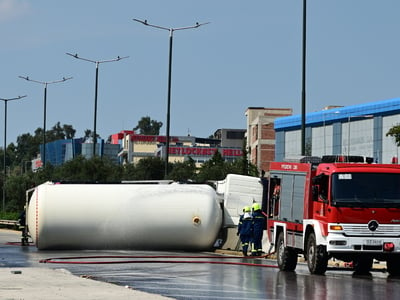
[364, 239, 382, 245]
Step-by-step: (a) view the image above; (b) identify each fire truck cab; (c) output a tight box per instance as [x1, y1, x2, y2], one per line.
[267, 155, 400, 275]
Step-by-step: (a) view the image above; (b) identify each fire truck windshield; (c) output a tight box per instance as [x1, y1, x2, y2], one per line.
[331, 172, 400, 208]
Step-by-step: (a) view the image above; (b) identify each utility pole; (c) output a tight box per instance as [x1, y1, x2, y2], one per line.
[0, 95, 27, 211]
[301, 0, 307, 155]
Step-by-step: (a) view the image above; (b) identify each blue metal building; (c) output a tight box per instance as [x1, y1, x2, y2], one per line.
[40, 138, 121, 167]
[274, 98, 400, 163]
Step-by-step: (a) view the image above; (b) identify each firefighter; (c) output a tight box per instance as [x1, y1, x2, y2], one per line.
[237, 206, 252, 256]
[251, 202, 266, 256]
[17, 208, 28, 246]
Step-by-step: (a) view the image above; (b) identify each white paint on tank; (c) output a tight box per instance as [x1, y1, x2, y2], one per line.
[27, 181, 222, 250]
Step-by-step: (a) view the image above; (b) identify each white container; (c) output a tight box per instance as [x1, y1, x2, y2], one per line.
[27, 181, 222, 250]
[215, 174, 264, 227]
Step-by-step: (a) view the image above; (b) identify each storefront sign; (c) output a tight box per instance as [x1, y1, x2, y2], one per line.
[131, 135, 179, 143]
[169, 147, 242, 157]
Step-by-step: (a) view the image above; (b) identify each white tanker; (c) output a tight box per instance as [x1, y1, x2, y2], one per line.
[26, 181, 223, 250]
[26, 175, 265, 251]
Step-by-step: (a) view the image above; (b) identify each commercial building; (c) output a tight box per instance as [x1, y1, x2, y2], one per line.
[33, 138, 121, 170]
[34, 99, 399, 174]
[213, 129, 246, 148]
[113, 130, 244, 166]
[245, 107, 293, 174]
[33, 128, 246, 171]
[274, 98, 400, 164]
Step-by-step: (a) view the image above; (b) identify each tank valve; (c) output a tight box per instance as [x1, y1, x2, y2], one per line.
[192, 216, 201, 225]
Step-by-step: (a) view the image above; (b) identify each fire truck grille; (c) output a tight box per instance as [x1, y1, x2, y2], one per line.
[342, 224, 400, 236]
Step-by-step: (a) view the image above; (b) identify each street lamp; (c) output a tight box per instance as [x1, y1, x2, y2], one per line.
[301, 0, 307, 155]
[0, 95, 27, 211]
[66, 53, 128, 157]
[19, 76, 72, 167]
[133, 18, 209, 176]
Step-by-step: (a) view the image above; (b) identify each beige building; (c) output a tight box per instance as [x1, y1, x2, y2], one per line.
[113, 130, 243, 167]
[245, 107, 293, 175]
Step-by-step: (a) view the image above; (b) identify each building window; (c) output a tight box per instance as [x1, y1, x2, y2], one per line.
[226, 131, 245, 139]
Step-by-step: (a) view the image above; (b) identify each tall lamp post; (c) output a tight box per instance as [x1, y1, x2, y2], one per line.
[301, 0, 307, 155]
[133, 18, 209, 176]
[19, 76, 72, 167]
[0, 95, 27, 211]
[66, 53, 128, 157]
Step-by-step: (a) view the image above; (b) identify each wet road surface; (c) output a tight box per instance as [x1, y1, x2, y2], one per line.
[2, 230, 400, 299]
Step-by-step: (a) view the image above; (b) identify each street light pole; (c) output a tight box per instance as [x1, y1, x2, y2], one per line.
[133, 18, 209, 177]
[0, 95, 27, 212]
[301, 0, 307, 155]
[66, 53, 128, 157]
[19, 76, 72, 167]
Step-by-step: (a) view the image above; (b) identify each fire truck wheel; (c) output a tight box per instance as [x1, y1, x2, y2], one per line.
[386, 257, 400, 276]
[276, 232, 297, 271]
[306, 232, 328, 275]
[353, 257, 373, 274]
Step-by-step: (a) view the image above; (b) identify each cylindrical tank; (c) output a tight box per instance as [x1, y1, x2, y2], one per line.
[27, 181, 223, 250]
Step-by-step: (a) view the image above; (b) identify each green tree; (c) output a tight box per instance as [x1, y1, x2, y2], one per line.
[386, 124, 400, 146]
[63, 124, 76, 139]
[225, 158, 259, 177]
[46, 122, 76, 142]
[54, 156, 122, 182]
[1, 156, 124, 213]
[47, 122, 66, 141]
[133, 116, 163, 135]
[229, 139, 259, 176]
[122, 163, 136, 180]
[196, 150, 227, 182]
[12, 123, 77, 168]
[15, 133, 40, 167]
[83, 129, 99, 142]
[4, 174, 34, 211]
[0, 143, 19, 172]
[167, 157, 197, 182]
[131, 157, 165, 180]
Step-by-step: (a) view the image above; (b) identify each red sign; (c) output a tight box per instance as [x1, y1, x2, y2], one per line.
[222, 149, 242, 157]
[131, 135, 179, 143]
[168, 147, 242, 157]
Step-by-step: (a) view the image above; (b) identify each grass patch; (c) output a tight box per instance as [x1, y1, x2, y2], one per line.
[0, 211, 19, 220]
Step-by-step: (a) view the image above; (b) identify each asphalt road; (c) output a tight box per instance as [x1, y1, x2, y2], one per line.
[2, 229, 400, 300]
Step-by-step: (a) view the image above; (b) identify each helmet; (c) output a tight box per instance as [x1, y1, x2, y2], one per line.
[252, 203, 261, 211]
[243, 206, 251, 213]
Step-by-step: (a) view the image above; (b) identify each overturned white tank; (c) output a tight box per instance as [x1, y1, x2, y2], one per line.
[27, 181, 223, 250]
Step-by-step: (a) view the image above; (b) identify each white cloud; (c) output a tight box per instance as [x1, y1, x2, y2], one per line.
[0, 0, 30, 22]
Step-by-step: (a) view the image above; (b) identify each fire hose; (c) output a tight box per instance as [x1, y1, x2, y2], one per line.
[40, 253, 278, 268]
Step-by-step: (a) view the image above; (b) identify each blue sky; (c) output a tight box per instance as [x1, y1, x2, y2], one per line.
[1, 0, 400, 144]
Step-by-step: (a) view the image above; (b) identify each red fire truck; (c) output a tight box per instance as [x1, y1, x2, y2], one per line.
[266, 155, 400, 275]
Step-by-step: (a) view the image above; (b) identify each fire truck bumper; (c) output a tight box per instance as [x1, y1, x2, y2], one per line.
[326, 234, 400, 253]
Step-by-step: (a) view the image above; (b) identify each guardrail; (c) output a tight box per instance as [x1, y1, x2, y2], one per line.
[0, 219, 19, 227]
